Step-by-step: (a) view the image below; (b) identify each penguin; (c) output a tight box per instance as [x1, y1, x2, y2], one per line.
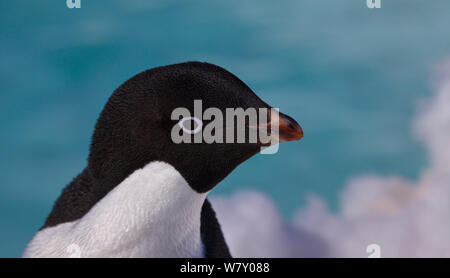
[22, 61, 303, 258]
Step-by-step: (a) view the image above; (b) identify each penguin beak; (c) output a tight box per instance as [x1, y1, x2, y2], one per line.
[270, 111, 304, 142]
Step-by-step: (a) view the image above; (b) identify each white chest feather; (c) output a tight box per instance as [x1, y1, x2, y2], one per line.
[22, 161, 207, 258]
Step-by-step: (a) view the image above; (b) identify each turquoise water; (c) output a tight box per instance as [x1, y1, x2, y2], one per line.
[1, 0, 450, 257]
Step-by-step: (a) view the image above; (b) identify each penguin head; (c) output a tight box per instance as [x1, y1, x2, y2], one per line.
[88, 62, 303, 194]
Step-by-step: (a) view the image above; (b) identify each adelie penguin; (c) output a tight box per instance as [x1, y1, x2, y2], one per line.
[22, 62, 303, 258]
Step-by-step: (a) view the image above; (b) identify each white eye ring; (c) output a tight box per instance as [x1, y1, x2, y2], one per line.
[178, 116, 203, 134]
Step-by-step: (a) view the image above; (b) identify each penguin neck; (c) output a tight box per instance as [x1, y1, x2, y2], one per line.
[88, 160, 208, 257]
[101, 160, 207, 226]
[35, 161, 208, 257]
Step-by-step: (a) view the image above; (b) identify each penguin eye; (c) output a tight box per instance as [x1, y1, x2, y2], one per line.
[178, 116, 203, 134]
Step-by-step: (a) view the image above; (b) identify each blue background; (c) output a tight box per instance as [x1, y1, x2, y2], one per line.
[1, 0, 450, 257]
